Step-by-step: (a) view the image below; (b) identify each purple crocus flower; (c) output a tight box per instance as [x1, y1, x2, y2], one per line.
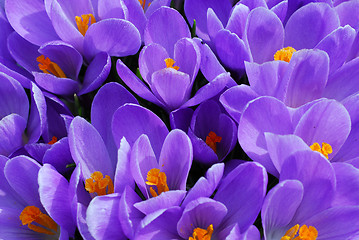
[0, 155, 75, 239]
[187, 100, 237, 165]
[237, 96, 353, 177]
[262, 149, 359, 240]
[117, 6, 232, 112]
[134, 161, 267, 239]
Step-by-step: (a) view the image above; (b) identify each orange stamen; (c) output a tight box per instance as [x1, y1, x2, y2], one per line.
[189, 224, 214, 240]
[281, 224, 318, 240]
[205, 131, 222, 153]
[37, 55, 67, 78]
[19, 206, 58, 235]
[310, 142, 332, 159]
[48, 136, 57, 145]
[75, 14, 96, 36]
[165, 58, 179, 70]
[146, 168, 169, 197]
[85, 171, 114, 196]
[274, 47, 296, 62]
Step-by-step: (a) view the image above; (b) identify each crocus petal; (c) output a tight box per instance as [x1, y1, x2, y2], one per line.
[245, 7, 284, 64]
[91, 82, 137, 161]
[225, 4, 249, 39]
[43, 137, 74, 174]
[284, 49, 329, 108]
[207, 8, 224, 40]
[214, 162, 267, 231]
[280, 150, 336, 224]
[177, 197, 227, 239]
[33, 72, 79, 95]
[271, 0, 288, 22]
[294, 99, 351, 160]
[335, 0, 359, 29]
[122, 0, 147, 39]
[144, 6, 190, 56]
[238, 96, 293, 176]
[188, 127, 218, 165]
[284, 2, 340, 49]
[184, 0, 232, 41]
[38, 164, 75, 236]
[77, 203, 95, 240]
[240, 0, 268, 10]
[145, 0, 171, 19]
[97, 0, 126, 19]
[0, 73, 28, 120]
[84, 18, 141, 61]
[0, 114, 26, 156]
[315, 25, 356, 75]
[262, 180, 304, 240]
[68, 116, 114, 179]
[5, 0, 59, 46]
[4, 156, 42, 207]
[115, 137, 135, 194]
[159, 129, 193, 190]
[169, 108, 194, 132]
[0, 61, 32, 89]
[87, 193, 126, 240]
[112, 103, 169, 158]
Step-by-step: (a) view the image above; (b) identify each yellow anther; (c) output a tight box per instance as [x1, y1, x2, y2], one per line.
[19, 206, 58, 235]
[75, 14, 96, 36]
[310, 142, 332, 159]
[281, 224, 318, 240]
[36, 55, 67, 78]
[189, 224, 214, 240]
[146, 168, 169, 197]
[165, 58, 179, 70]
[85, 171, 114, 196]
[274, 47, 296, 62]
[205, 131, 222, 154]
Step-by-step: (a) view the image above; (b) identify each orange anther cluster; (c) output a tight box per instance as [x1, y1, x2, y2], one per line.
[146, 168, 169, 197]
[75, 14, 96, 36]
[85, 171, 114, 196]
[189, 224, 214, 240]
[310, 142, 333, 159]
[281, 224, 318, 240]
[205, 131, 222, 153]
[274, 47, 296, 62]
[138, 0, 151, 10]
[19, 206, 58, 235]
[165, 58, 180, 70]
[36, 55, 66, 78]
[48, 136, 58, 145]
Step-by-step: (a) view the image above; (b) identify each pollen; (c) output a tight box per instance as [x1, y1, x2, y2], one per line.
[48, 136, 57, 145]
[274, 47, 296, 62]
[19, 206, 58, 235]
[138, 0, 151, 10]
[281, 224, 318, 240]
[205, 131, 222, 153]
[165, 58, 179, 70]
[146, 168, 169, 197]
[36, 55, 67, 78]
[85, 171, 114, 196]
[76, 14, 96, 36]
[310, 142, 332, 159]
[189, 224, 214, 240]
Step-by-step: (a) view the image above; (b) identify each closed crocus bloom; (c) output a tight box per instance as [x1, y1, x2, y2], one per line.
[262, 149, 359, 240]
[0, 155, 75, 239]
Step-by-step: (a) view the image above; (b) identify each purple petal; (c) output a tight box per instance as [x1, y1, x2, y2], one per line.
[33, 72, 79, 95]
[91, 82, 137, 161]
[335, 0, 359, 29]
[24, 143, 51, 162]
[0, 61, 32, 88]
[207, 8, 224, 40]
[188, 127, 218, 165]
[245, 7, 284, 64]
[112, 103, 169, 158]
[43, 137, 74, 174]
[271, 0, 288, 22]
[4, 156, 42, 207]
[5, 0, 59, 45]
[169, 107, 194, 132]
[122, 0, 147, 39]
[284, 49, 329, 108]
[0, 114, 26, 156]
[144, 6, 190, 56]
[214, 162, 267, 231]
[38, 164, 75, 236]
[97, 0, 126, 19]
[77, 203, 95, 240]
[115, 137, 135, 194]
[84, 18, 141, 61]
[145, 0, 171, 19]
[86, 193, 126, 240]
[225, 4, 249, 39]
[68, 116, 114, 179]
[284, 2, 340, 49]
[159, 129, 193, 190]
[240, 0, 268, 10]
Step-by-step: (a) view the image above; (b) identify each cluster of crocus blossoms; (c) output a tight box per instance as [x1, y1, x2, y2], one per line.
[1, 0, 359, 239]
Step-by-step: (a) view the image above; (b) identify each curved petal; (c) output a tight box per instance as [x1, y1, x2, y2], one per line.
[0, 114, 26, 157]
[335, 0, 359, 29]
[115, 137, 135, 194]
[43, 137, 74, 174]
[33, 72, 79, 95]
[225, 4, 249, 39]
[207, 8, 224, 40]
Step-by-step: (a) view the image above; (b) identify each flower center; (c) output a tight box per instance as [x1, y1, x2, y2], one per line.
[189, 224, 214, 240]
[138, 0, 151, 10]
[310, 142, 332, 159]
[48, 136, 57, 145]
[274, 47, 296, 62]
[165, 58, 179, 70]
[85, 171, 114, 196]
[19, 206, 58, 235]
[75, 14, 96, 36]
[205, 131, 222, 153]
[36, 55, 67, 78]
[281, 224, 318, 240]
[145, 168, 169, 197]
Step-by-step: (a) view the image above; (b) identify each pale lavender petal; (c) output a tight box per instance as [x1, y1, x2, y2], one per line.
[97, 0, 126, 19]
[335, 0, 359, 29]
[115, 137, 135, 194]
